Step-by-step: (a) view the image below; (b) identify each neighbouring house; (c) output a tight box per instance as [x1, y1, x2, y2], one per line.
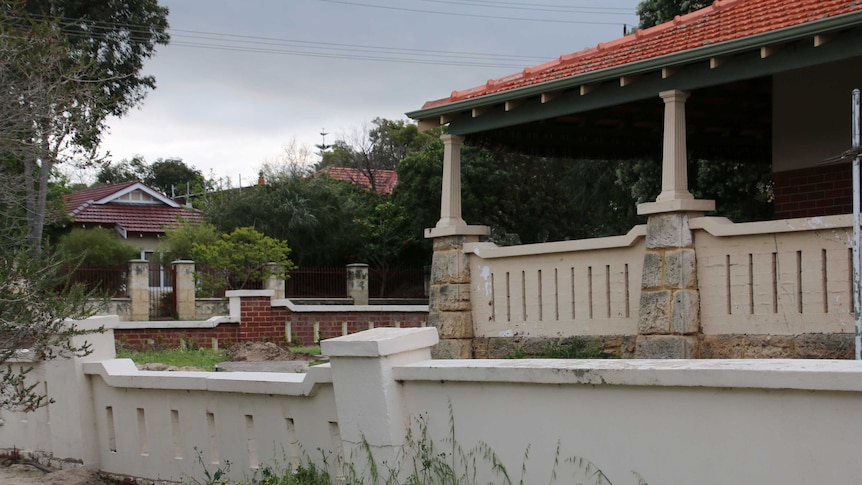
[63, 181, 204, 259]
[317, 166, 399, 195]
[407, 0, 862, 359]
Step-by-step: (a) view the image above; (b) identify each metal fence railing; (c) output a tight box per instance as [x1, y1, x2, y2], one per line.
[370, 268, 427, 298]
[64, 267, 127, 297]
[286, 267, 348, 298]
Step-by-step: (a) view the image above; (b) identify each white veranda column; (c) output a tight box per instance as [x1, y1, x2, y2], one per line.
[656, 90, 694, 202]
[436, 134, 467, 228]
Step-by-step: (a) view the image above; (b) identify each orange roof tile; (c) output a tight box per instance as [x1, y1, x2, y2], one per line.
[422, 0, 862, 109]
[64, 181, 203, 234]
[318, 166, 399, 195]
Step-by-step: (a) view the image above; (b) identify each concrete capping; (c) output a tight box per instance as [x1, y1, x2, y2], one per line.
[225, 290, 275, 298]
[116, 316, 237, 330]
[425, 224, 491, 239]
[637, 198, 716, 215]
[463, 225, 646, 259]
[271, 298, 428, 313]
[321, 327, 439, 358]
[82, 358, 327, 396]
[691, 214, 853, 236]
[393, 358, 862, 392]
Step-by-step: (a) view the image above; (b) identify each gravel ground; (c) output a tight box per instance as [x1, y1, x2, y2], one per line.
[0, 464, 122, 485]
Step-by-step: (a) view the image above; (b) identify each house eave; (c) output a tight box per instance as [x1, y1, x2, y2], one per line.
[406, 9, 862, 124]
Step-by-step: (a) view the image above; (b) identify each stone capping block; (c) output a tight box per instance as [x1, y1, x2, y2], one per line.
[425, 224, 490, 239]
[82, 358, 328, 396]
[690, 214, 853, 236]
[116, 317, 237, 330]
[637, 198, 715, 215]
[321, 327, 439, 358]
[391, 359, 862, 392]
[271, 298, 428, 313]
[463, 224, 646, 259]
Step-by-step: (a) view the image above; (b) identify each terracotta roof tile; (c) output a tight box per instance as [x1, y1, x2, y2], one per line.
[422, 0, 862, 109]
[63, 181, 138, 212]
[64, 181, 203, 234]
[71, 204, 203, 233]
[318, 166, 399, 195]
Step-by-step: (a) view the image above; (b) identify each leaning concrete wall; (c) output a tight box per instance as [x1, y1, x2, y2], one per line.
[5, 326, 862, 484]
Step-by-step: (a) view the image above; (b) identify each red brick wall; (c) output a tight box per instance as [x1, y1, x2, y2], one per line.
[773, 163, 852, 219]
[115, 296, 428, 351]
[116, 325, 239, 351]
[281, 309, 427, 345]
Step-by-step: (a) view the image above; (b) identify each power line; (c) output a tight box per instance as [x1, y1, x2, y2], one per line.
[3, 14, 560, 68]
[414, 0, 633, 15]
[317, 0, 631, 25]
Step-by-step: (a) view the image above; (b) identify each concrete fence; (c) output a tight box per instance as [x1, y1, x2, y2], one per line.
[457, 215, 856, 359]
[3, 317, 862, 484]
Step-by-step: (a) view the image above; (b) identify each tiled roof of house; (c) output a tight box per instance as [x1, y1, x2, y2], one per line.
[422, 0, 862, 109]
[64, 181, 203, 234]
[318, 166, 399, 195]
[64, 180, 138, 213]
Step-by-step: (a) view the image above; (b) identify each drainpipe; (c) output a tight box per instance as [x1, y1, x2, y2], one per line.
[852, 89, 861, 360]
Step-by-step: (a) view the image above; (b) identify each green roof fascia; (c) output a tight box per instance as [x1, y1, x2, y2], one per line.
[406, 9, 862, 121]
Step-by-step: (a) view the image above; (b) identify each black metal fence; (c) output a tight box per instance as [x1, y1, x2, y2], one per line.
[63, 266, 127, 297]
[370, 268, 427, 298]
[285, 267, 428, 299]
[286, 267, 348, 298]
[149, 265, 176, 320]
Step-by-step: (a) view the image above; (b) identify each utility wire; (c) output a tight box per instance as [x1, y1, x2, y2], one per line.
[3, 14, 561, 68]
[317, 0, 630, 25]
[414, 0, 633, 15]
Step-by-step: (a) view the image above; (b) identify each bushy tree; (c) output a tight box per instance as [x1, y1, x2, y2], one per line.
[54, 228, 139, 268]
[636, 0, 713, 29]
[145, 158, 207, 196]
[191, 227, 296, 292]
[319, 118, 437, 193]
[159, 220, 220, 264]
[203, 165, 362, 267]
[95, 157, 149, 185]
[1, 248, 99, 413]
[1, 1, 169, 252]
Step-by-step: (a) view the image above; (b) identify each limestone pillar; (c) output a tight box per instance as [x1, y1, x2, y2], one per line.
[425, 134, 489, 358]
[128, 260, 150, 321]
[263, 262, 285, 300]
[635, 90, 714, 358]
[657, 90, 694, 202]
[437, 134, 468, 229]
[172, 260, 195, 320]
[346, 263, 369, 305]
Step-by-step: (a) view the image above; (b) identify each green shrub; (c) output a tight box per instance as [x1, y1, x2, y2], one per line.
[55, 227, 138, 267]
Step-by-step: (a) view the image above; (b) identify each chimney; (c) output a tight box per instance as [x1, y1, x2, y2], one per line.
[258, 171, 265, 186]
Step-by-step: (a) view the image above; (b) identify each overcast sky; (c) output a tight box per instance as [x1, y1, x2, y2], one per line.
[94, 0, 641, 187]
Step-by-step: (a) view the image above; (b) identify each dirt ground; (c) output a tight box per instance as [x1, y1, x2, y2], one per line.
[0, 464, 123, 485]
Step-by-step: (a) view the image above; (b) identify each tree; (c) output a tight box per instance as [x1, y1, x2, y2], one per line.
[159, 220, 221, 264]
[145, 158, 206, 196]
[0, 2, 169, 252]
[191, 227, 296, 292]
[319, 118, 437, 193]
[637, 0, 713, 29]
[21, 0, 170, 118]
[0, 9, 104, 251]
[1, 247, 99, 414]
[95, 156, 149, 185]
[203, 165, 363, 267]
[54, 228, 139, 268]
